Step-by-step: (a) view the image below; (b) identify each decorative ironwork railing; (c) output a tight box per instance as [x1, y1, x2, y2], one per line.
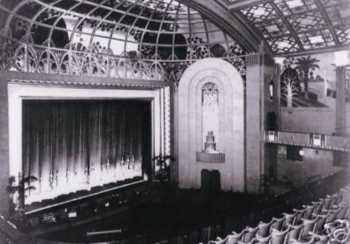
[265, 130, 350, 152]
[0, 35, 248, 82]
[0, 36, 165, 81]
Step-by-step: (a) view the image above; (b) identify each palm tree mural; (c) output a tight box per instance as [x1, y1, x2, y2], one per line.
[281, 68, 301, 107]
[7, 175, 38, 213]
[295, 56, 320, 98]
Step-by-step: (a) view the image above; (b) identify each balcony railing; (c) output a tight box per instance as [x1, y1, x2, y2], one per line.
[265, 130, 350, 152]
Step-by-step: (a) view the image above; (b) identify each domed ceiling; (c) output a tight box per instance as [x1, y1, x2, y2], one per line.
[0, 0, 349, 62]
[0, 0, 246, 62]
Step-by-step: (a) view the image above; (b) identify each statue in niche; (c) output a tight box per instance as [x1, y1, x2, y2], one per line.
[204, 131, 219, 153]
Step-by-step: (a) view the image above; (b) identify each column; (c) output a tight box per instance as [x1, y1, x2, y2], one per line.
[335, 65, 348, 167]
[246, 53, 263, 193]
[0, 74, 9, 216]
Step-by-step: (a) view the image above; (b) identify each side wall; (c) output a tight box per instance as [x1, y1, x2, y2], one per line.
[277, 148, 336, 187]
[280, 108, 336, 134]
[0, 75, 9, 216]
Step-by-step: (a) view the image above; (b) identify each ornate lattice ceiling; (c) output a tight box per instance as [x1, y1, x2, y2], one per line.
[0, 0, 349, 61]
[226, 0, 350, 56]
[0, 0, 245, 62]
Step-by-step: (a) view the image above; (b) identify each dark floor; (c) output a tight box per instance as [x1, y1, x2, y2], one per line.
[35, 170, 348, 243]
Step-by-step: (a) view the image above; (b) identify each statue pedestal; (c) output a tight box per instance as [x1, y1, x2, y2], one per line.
[196, 152, 225, 163]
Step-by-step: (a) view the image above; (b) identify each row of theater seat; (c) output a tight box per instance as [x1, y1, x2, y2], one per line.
[207, 186, 350, 244]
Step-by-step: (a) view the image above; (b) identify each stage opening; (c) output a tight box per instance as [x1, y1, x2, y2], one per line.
[21, 99, 152, 205]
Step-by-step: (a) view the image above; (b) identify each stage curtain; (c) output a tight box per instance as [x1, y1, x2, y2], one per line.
[22, 100, 150, 202]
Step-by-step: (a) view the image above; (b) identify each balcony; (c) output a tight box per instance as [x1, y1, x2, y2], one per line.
[265, 130, 350, 152]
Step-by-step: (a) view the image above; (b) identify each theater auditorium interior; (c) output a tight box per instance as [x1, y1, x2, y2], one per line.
[0, 0, 349, 243]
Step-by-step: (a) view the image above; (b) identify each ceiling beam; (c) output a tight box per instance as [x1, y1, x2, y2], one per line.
[228, 0, 265, 11]
[176, 0, 262, 53]
[276, 44, 350, 57]
[268, 0, 304, 51]
[313, 0, 340, 46]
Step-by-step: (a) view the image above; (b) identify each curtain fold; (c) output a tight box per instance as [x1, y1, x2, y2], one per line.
[22, 100, 150, 203]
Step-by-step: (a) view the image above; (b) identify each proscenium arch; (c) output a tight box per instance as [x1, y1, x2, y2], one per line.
[177, 58, 245, 192]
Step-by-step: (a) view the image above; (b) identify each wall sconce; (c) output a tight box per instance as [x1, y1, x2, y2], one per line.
[267, 130, 276, 142]
[269, 80, 274, 100]
[311, 134, 322, 147]
[299, 149, 304, 157]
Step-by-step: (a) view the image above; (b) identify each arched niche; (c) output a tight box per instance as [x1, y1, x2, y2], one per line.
[177, 58, 245, 192]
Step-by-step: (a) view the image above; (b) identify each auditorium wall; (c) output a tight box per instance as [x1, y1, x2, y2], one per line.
[280, 107, 336, 134]
[0, 74, 9, 216]
[276, 147, 336, 188]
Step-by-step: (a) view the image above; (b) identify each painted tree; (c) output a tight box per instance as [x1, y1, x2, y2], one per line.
[281, 68, 301, 107]
[295, 56, 320, 98]
[7, 175, 38, 213]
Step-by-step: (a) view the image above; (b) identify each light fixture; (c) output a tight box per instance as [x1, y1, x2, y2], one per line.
[269, 80, 275, 100]
[312, 134, 322, 147]
[299, 149, 304, 157]
[68, 211, 77, 218]
[334, 50, 350, 67]
[267, 131, 276, 142]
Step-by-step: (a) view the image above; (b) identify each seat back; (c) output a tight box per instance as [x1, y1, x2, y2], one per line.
[282, 213, 296, 227]
[227, 231, 244, 244]
[257, 221, 273, 237]
[242, 227, 258, 242]
[336, 205, 349, 220]
[293, 209, 306, 225]
[302, 205, 315, 220]
[270, 228, 288, 244]
[300, 218, 317, 238]
[271, 217, 284, 231]
[313, 214, 327, 234]
[255, 234, 271, 244]
[288, 236, 315, 244]
[286, 223, 303, 242]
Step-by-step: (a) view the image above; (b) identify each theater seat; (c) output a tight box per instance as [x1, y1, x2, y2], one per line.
[255, 234, 271, 244]
[285, 223, 303, 242]
[227, 230, 247, 244]
[270, 228, 288, 244]
[241, 226, 258, 242]
[271, 217, 285, 231]
[300, 218, 317, 238]
[208, 236, 227, 244]
[288, 236, 315, 244]
[282, 212, 296, 227]
[257, 220, 273, 237]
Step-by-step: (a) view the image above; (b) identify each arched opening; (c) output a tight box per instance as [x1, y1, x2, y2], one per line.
[177, 58, 245, 192]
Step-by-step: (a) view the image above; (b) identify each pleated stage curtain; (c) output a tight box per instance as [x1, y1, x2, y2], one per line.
[22, 100, 151, 203]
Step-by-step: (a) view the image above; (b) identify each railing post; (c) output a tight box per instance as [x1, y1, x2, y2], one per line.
[107, 55, 110, 78]
[68, 50, 72, 75]
[24, 44, 28, 72]
[46, 48, 50, 73]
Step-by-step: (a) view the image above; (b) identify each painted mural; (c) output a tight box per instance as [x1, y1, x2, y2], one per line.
[280, 52, 349, 108]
